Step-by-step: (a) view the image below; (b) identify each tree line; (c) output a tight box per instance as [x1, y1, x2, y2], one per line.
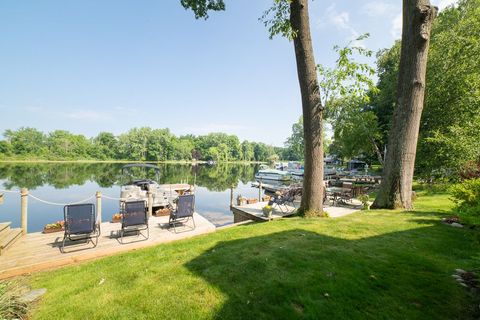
[0, 127, 282, 162]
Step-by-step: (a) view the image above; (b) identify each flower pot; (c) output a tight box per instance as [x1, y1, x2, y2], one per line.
[43, 226, 64, 234]
[262, 208, 273, 218]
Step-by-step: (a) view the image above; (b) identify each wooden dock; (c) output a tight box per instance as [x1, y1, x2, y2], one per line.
[231, 201, 297, 223]
[0, 213, 215, 279]
[231, 201, 361, 223]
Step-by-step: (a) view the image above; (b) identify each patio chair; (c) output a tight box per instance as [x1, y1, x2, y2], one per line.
[120, 200, 149, 243]
[340, 182, 354, 203]
[269, 186, 301, 213]
[62, 203, 99, 253]
[169, 194, 195, 233]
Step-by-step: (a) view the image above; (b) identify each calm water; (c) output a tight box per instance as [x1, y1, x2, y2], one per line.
[0, 162, 265, 232]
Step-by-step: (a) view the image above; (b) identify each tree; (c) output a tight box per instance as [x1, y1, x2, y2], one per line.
[92, 132, 119, 160]
[241, 141, 254, 161]
[330, 100, 383, 164]
[284, 117, 304, 161]
[373, 0, 437, 209]
[4, 127, 47, 156]
[416, 0, 480, 177]
[316, 35, 379, 163]
[182, 0, 325, 214]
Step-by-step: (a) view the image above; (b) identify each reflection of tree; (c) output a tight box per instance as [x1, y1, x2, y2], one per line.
[0, 163, 258, 191]
[0, 163, 123, 190]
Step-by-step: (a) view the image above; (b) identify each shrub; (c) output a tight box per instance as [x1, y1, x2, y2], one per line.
[449, 178, 480, 224]
[358, 194, 370, 210]
[0, 280, 28, 320]
[459, 161, 480, 180]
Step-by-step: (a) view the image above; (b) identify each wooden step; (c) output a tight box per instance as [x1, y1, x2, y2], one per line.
[0, 222, 11, 234]
[0, 228, 23, 255]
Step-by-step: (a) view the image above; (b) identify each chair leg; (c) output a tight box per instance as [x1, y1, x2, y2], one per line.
[61, 234, 67, 253]
[191, 216, 196, 229]
[92, 235, 98, 248]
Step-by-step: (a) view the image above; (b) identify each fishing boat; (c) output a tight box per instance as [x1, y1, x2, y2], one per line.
[119, 164, 192, 209]
[255, 165, 292, 181]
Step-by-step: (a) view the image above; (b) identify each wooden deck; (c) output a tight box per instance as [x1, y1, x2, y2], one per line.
[0, 213, 215, 279]
[231, 201, 296, 223]
[231, 201, 361, 222]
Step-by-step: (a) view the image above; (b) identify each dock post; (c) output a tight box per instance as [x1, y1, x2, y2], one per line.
[259, 181, 262, 201]
[147, 190, 153, 216]
[20, 188, 28, 235]
[96, 191, 102, 224]
[230, 186, 234, 208]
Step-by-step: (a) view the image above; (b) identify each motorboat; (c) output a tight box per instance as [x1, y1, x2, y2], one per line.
[286, 161, 304, 176]
[284, 161, 336, 178]
[255, 165, 292, 181]
[119, 164, 192, 209]
[324, 165, 337, 176]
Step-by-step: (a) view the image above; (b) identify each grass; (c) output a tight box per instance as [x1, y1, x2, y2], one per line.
[27, 190, 480, 319]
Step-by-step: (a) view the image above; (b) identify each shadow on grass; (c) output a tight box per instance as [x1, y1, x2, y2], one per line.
[185, 222, 479, 319]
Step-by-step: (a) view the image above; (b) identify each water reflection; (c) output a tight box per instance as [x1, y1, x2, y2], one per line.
[0, 162, 261, 232]
[0, 162, 258, 191]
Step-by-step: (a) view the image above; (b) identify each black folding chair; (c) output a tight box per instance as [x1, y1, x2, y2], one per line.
[62, 203, 99, 253]
[269, 187, 301, 213]
[120, 200, 149, 243]
[169, 194, 196, 233]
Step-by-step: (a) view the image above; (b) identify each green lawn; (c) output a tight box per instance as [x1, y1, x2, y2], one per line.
[28, 191, 480, 319]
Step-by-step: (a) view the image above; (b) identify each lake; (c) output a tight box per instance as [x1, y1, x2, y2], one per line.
[0, 162, 267, 233]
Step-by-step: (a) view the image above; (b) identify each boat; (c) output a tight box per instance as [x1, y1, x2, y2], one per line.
[255, 165, 292, 181]
[284, 161, 336, 178]
[286, 161, 304, 176]
[119, 164, 192, 210]
[324, 165, 337, 176]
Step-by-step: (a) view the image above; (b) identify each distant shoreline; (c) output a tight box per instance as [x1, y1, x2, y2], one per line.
[0, 159, 265, 165]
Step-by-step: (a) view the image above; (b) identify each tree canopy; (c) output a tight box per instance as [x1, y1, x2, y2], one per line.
[0, 127, 278, 162]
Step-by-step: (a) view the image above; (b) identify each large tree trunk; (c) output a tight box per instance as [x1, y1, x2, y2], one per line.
[372, 0, 437, 209]
[290, 0, 324, 215]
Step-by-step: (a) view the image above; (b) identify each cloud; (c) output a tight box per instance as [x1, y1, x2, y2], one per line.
[319, 4, 367, 47]
[323, 4, 359, 37]
[113, 106, 139, 113]
[390, 13, 402, 39]
[362, 1, 396, 17]
[436, 0, 458, 10]
[62, 110, 113, 121]
[183, 123, 249, 135]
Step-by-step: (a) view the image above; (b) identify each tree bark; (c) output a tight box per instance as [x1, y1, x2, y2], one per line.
[290, 0, 324, 215]
[370, 137, 384, 166]
[372, 0, 437, 209]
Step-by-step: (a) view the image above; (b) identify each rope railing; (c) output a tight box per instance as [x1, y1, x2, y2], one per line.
[101, 194, 127, 201]
[28, 194, 96, 206]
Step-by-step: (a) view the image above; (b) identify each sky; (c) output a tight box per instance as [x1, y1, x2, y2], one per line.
[0, 0, 457, 146]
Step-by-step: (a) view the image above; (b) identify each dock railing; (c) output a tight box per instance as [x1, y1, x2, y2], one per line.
[0, 188, 159, 235]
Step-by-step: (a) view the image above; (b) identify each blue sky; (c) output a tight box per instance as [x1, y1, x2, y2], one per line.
[0, 0, 456, 146]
